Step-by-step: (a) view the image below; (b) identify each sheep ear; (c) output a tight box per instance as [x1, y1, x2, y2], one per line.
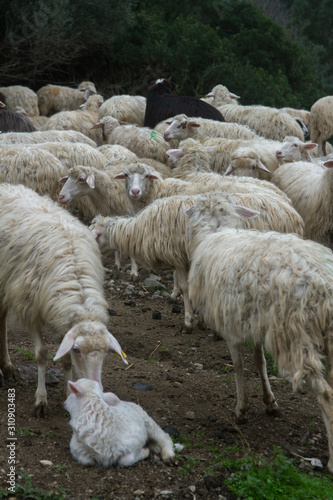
[0, 101, 6, 108]
[257, 160, 271, 173]
[165, 121, 172, 125]
[324, 160, 333, 168]
[224, 165, 234, 176]
[68, 380, 82, 396]
[86, 174, 95, 189]
[205, 146, 216, 153]
[54, 328, 76, 361]
[91, 227, 101, 239]
[304, 143, 318, 151]
[59, 176, 69, 184]
[166, 148, 185, 160]
[205, 92, 214, 98]
[184, 206, 196, 218]
[188, 122, 200, 128]
[91, 122, 103, 129]
[234, 205, 260, 219]
[148, 173, 160, 180]
[107, 331, 128, 365]
[230, 92, 240, 99]
[114, 173, 126, 179]
[103, 392, 120, 406]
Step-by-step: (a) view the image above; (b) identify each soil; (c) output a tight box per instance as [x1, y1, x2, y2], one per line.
[0, 261, 330, 500]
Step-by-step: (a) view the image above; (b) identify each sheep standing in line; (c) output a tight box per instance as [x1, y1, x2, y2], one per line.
[90, 190, 304, 332]
[93, 116, 170, 163]
[40, 94, 104, 145]
[271, 159, 333, 247]
[308, 95, 333, 156]
[0, 85, 39, 116]
[206, 84, 305, 141]
[0, 130, 97, 147]
[0, 145, 68, 201]
[98, 94, 146, 126]
[0, 183, 127, 416]
[37, 81, 97, 116]
[185, 196, 333, 473]
[144, 78, 224, 128]
[65, 378, 175, 467]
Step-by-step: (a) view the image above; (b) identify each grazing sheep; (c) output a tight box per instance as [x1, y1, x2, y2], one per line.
[37, 81, 97, 116]
[271, 159, 333, 247]
[65, 378, 175, 467]
[144, 79, 225, 128]
[0, 102, 37, 132]
[162, 113, 258, 144]
[185, 197, 333, 473]
[0, 183, 127, 416]
[98, 94, 146, 126]
[207, 84, 304, 141]
[40, 94, 104, 145]
[0, 130, 97, 147]
[0, 144, 68, 200]
[93, 116, 170, 163]
[90, 189, 304, 332]
[309, 95, 333, 156]
[0, 85, 39, 116]
[275, 136, 318, 163]
[224, 147, 271, 178]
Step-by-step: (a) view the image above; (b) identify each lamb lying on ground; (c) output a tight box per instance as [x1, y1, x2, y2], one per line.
[65, 378, 175, 467]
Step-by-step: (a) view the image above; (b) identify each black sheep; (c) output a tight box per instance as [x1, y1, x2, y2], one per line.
[144, 79, 225, 128]
[0, 101, 37, 132]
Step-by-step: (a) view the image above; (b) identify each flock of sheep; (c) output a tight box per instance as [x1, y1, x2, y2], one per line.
[1, 78, 333, 471]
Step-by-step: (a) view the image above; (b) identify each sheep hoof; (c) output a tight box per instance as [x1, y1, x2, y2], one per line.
[265, 403, 281, 417]
[33, 402, 48, 419]
[130, 274, 138, 282]
[196, 320, 207, 331]
[234, 411, 248, 425]
[2, 365, 17, 382]
[181, 324, 193, 334]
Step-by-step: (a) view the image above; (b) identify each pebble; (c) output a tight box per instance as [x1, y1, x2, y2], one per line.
[152, 310, 162, 320]
[40, 459, 53, 467]
[185, 411, 195, 420]
[172, 306, 181, 314]
[132, 382, 153, 391]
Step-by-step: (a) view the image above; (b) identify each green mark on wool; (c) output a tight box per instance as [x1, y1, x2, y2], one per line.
[150, 130, 158, 140]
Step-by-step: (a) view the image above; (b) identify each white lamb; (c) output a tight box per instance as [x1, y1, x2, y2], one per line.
[309, 95, 333, 156]
[206, 84, 305, 141]
[93, 116, 170, 163]
[98, 95, 146, 126]
[275, 136, 318, 163]
[40, 94, 104, 145]
[185, 196, 333, 473]
[37, 81, 97, 116]
[64, 378, 175, 467]
[0, 130, 97, 147]
[0, 184, 127, 417]
[271, 159, 333, 247]
[90, 190, 304, 332]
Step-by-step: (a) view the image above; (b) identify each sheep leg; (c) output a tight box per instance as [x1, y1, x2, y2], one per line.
[314, 376, 333, 474]
[118, 447, 150, 467]
[70, 434, 95, 466]
[228, 341, 248, 423]
[129, 257, 139, 280]
[62, 352, 73, 397]
[252, 344, 280, 415]
[114, 251, 121, 277]
[0, 308, 16, 384]
[147, 421, 175, 463]
[32, 330, 48, 418]
[170, 270, 181, 302]
[176, 268, 195, 333]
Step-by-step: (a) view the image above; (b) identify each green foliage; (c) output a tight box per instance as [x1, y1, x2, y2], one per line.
[9, 469, 66, 499]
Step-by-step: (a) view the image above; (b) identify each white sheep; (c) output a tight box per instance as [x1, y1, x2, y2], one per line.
[275, 136, 318, 163]
[34, 141, 108, 170]
[98, 94, 146, 126]
[64, 378, 174, 467]
[162, 113, 259, 144]
[206, 84, 305, 141]
[271, 159, 333, 247]
[40, 94, 104, 145]
[0, 144, 68, 200]
[308, 95, 333, 156]
[0, 183, 127, 417]
[224, 147, 271, 179]
[0, 85, 39, 117]
[93, 116, 170, 163]
[185, 196, 333, 473]
[0, 130, 97, 147]
[90, 189, 304, 332]
[37, 81, 97, 116]
[97, 144, 139, 164]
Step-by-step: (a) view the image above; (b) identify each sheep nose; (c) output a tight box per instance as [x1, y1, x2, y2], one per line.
[58, 194, 65, 202]
[276, 151, 282, 158]
[131, 189, 140, 197]
[164, 132, 170, 139]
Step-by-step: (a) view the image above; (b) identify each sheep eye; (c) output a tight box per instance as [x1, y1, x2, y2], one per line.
[177, 125, 181, 129]
[72, 346, 80, 354]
